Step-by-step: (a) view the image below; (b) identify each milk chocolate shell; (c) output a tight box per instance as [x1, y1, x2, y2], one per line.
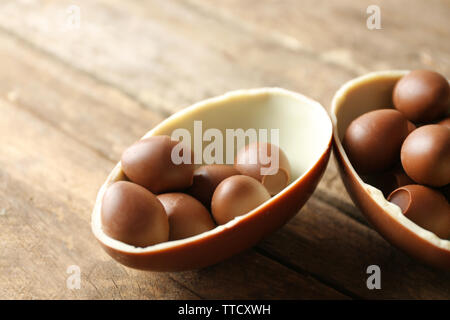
[92, 88, 333, 271]
[332, 70, 450, 270]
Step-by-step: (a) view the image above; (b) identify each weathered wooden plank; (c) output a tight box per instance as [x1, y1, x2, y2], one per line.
[7, 0, 435, 221]
[0, 0, 448, 299]
[259, 197, 450, 299]
[0, 103, 199, 299]
[0, 0, 356, 113]
[0, 28, 447, 299]
[190, 0, 450, 75]
[0, 99, 346, 299]
[0, 36, 346, 299]
[0, 0, 361, 216]
[0, 34, 164, 162]
[173, 250, 348, 299]
[185, 0, 450, 217]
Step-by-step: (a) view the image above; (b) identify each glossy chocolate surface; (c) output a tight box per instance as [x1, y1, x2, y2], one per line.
[388, 185, 450, 239]
[157, 193, 216, 241]
[92, 88, 333, 271]
[401, 124, 450, 187]
[393, 70, 449, 123]
[235, 142, 291, 195]
[343, 109, 412, 174]
[101, 181, 169, 247]
[121, 135, 194, 194]
[438, 117, 450, 129]
[186, 164, 239, 209]
[332, 70, 450, 270]
[211, 175, 271, 225]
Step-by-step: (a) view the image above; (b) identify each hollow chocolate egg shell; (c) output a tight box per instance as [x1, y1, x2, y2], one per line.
[388, 185, 450, 239]
[332, 70, 450, 269]
[92, 88, 333, 271]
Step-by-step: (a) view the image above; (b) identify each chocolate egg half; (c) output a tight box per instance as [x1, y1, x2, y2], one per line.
[186, 164, 240, 209]
[101, 181, 169, 247]
[388, 185, 450, 239]
[157, 193, 216, 241]
[401, 124, 450, 187]
[235, 142, 291, 195]
[393, 70, 449, 123]
[121, 135, 194, 194]
[211, 175, 271, 225]
[343, 109, 414, 174]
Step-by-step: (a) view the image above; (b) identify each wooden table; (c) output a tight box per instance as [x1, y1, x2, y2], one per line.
[0, 0, 449, 300]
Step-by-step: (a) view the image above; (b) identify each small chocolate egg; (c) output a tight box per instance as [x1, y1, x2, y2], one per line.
[186, 164, 240, 209]
[393, 70, 449, 123]
[121, 135, 195, 194]
[401, 124, 450, 187]
[388, 185, 450, 239]
[157, 193, 216, 241]
[364, 165, 415, 197]
[343, 109, 414, 174]
[101, 181, 169, 247]
[234, 142, 291, 195]
[438, 117, 450, 129]
[211, 175, 271, 225]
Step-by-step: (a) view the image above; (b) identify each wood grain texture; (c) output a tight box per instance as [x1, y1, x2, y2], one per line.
[0, 0, 449, 299]
[0, 0, 357, 227]
[0, 0, 355, 113]
[259, 198, 450, 299]
[191, 0, 450, 74]
[2, 0, 447, 218]
[0, 30, 345, 300]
